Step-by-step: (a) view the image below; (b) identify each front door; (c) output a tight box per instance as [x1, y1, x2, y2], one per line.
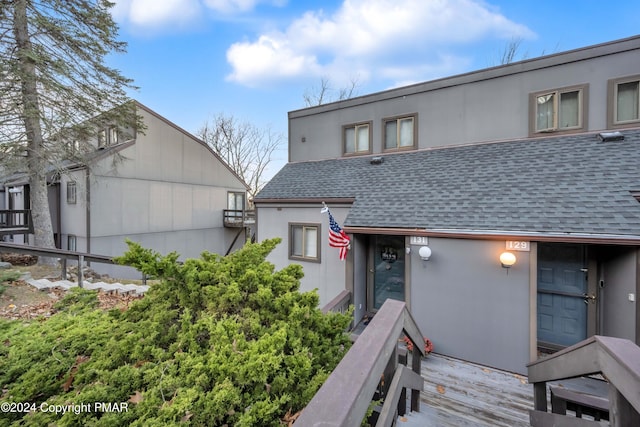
[537, 243, 593, 348]
[369, 235, 405, 310]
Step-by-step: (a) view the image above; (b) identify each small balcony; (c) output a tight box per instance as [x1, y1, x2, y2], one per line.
[222, 209, 255, 228]
[0, 209, 34, 236]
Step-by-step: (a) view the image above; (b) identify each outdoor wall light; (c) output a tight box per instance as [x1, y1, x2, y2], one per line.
[500, 251, 516, 268]
[418, 246, 432, 261]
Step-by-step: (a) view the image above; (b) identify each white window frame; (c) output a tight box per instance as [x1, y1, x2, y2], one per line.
[343, 122, 372, 155]
[530, 85, 588, 135]
[289, 223, 321, 262]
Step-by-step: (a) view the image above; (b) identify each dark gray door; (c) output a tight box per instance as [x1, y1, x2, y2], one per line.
[370, 235, 405, 310]
[537, 244, 588, 348]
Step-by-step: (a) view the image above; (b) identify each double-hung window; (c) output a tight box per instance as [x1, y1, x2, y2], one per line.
[289, 223, 320, 262]
[343, 122, 371, 155]
[384, 115, 416, 150]
[530, 85, 587, 135]
[98, 129, 107, 147]
[67, 181, 77, 204]
[608, 75, 640, 128]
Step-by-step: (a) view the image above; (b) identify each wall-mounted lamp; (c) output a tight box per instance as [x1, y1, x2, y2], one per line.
[500, 251, 516, 268]
[418, 246, 432, 261]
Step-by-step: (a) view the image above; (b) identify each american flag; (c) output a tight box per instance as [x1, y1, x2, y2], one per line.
[327, 210, 350, 260]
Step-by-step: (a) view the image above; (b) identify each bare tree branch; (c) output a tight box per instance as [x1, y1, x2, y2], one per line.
[303, 75, 360, 106]
[197, 114, 284, 203]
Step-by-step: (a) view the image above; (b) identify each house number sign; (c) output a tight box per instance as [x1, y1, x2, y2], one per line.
[506, 241, 530, 251]
[409, 236, 428, 245]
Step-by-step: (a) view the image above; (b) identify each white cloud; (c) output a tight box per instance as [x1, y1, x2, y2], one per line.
[226, 0, 535, 87]
[112, 0, 284, 29]
[112, 0, 202, 29]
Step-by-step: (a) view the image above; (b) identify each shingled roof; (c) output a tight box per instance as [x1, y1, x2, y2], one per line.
[255, 129, 640, 240]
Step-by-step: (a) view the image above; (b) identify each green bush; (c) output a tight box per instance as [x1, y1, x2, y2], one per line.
[0, 239, 352, 426]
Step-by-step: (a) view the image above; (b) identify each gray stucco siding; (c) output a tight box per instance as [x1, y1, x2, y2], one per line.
[410, 237, 531, 374]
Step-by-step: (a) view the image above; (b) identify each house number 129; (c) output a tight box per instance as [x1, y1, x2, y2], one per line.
[506, 241, 530, 251]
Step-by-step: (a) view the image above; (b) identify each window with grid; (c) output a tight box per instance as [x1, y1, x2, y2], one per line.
[289, 223, 320, 262]
[67, 181, 77, 204]
[531, 85, 587, 134]
[609, 76, 640, 127]
[384, 115, 416, 150]
[343, 122, 371, 155]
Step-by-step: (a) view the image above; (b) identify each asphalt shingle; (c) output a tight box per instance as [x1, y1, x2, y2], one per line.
[256, 129, 640, 237]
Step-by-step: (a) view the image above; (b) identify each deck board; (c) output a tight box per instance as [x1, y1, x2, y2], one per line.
[397, 353, 533, 426]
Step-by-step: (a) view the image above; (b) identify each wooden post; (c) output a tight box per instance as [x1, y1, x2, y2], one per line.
[609, 385, 640, 426]
[77, 255, 84, 287]
[411, 346, 421, 412]
[398, 347, 407, 416]
[61, 258, 67, 280]
[533, 382, 548, 412]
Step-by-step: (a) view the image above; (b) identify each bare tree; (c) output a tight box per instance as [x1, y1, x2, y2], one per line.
[303, 75, 360, 107]
[197, 114, 284, 202]
[1, 0, 137, 260]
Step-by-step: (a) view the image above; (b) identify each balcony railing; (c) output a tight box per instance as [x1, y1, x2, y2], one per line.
[528, 335, 640, 426]
[222, 209, 255, 228]
[0, 209, 34, 235]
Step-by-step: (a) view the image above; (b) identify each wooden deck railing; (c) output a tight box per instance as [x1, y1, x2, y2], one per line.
[0, 209, 33, 235]
[321, 289, 351, 314]
[296, 299, 425, 426]
[222, 209, 255, 227]
[0, 242, 115, 285]
[528, 335, 640, 426]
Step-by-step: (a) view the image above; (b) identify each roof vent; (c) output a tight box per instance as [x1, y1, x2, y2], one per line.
[598, 131, 624, 142]
[370, 156, 384, 165]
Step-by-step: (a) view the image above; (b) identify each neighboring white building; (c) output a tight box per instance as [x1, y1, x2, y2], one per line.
[1, 101, 252, 278]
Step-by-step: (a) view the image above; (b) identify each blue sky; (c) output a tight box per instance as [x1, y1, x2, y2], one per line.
[108, 0, 640, 177]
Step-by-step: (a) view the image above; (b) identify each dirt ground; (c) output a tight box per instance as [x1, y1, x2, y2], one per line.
[0, 262, 143, 321]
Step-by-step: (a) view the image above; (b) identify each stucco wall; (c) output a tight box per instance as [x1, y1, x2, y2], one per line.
[256, 204, 350, 307]
[410, 237, 531, 374]
[289, 44, 640, 162]
[89, 226, 238, 279]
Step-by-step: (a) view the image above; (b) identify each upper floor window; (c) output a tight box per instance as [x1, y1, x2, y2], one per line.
[384, 115, 416, 150]
[289, 223, 320, 262]
[343, 122, 371, 155]
[66, 181, 77, 204]
[98, 129, 107, 147]
[608, 75, 640, 128]
[530, 85, 587, 135]
[109, 127, 119, 145]
[98, 127, 119, 147]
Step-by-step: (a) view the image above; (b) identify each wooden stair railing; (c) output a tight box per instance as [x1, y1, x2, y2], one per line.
[527, 335, 640, 427]
[295, 299, 425, 427]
